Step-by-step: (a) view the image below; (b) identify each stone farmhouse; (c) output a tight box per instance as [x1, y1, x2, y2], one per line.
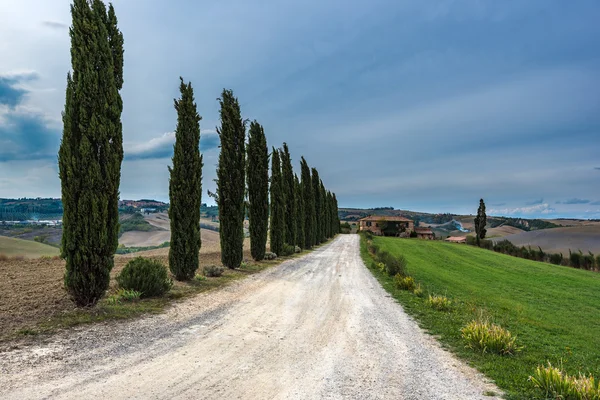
[358, 216, 414, 236]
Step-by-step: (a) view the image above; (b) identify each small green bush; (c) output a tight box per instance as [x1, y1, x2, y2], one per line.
[264, 252, 277, 260]
[549, 253, 563, 265]
[529, 362, 600, 399]
[203, 265, 225, 277]
[582, 252, 595, 270]
[116, 257, 172, 298]
[194, 274, 206, 282]
[461, 320, 521, 355]
[106, 288, 142, 305]
[570, 250, 582, 269]
[409, 231, 418, 238]
[294, 246, 301, 253]
[281, 244, 295, 256]
[426, 294, 452, 311]
[378, 251, 407, 277]
[364, 231, 374, 241]
[394, 274, 415, 291]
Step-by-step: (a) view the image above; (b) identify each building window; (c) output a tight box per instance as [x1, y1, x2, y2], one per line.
[366, 221, 372, 227]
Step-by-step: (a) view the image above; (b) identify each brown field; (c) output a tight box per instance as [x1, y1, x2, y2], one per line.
[0, 231, 252, 340]
[498, 225, 600, 255]
[485, 225, 524, 238]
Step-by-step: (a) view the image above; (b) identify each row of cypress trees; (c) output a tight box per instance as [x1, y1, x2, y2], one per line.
[59, 0, 339, 306]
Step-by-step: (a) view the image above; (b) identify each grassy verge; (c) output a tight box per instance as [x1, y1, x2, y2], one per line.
[359, 235, 600, 400]
[8, 243, 326, 342]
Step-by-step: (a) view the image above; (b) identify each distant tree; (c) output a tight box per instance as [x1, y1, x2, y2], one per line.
[269, 148, 285, 255]
[168, 78, 202, 280]
[59, 0, 124, 306]
[312, 168, 322, 245]
[280, 143, 296, 246]
[216, 89, 246, 269]
[474, 198, 487, 247]
[294, 174, 305, 249]
[301, 157, 315, 249]
[247, 121, 269, 261]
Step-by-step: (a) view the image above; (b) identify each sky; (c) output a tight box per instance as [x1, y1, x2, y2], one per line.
[1, 0, 599, 219]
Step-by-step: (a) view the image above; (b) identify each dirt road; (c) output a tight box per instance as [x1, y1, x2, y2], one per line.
[0, 235, 500, 399]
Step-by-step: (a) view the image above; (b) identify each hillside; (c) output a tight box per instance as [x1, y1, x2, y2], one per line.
[497, 225, 600, 255]
[365, 236, 600, 399]
[0, 236, 59, 258]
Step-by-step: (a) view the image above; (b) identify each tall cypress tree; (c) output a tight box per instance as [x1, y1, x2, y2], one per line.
[280, 143, 296, 246]
[270, 148, 285, 255]
[311, 168, 322, 245]
[294, 174, 305, 249]
[325, 191, 333, 238]
[247, 121, 269, 261]
[59, 0, 123, 306]
[217, 89, 246, 269]
[168, 78, 202, 280]
[474, 198, 487, 247]
[300, 157, 315, 249]
[319, 180, 327, 242]
[333, 193, 340, 234]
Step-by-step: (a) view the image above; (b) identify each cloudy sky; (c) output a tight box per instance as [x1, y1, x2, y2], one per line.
[1, 0, 599, 218]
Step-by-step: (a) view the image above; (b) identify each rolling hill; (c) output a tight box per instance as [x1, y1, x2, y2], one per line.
[0, 236, 59, 258]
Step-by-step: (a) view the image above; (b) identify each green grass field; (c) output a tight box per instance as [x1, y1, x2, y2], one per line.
[361, 236, 600, 399]
[0, 236, 59, 258]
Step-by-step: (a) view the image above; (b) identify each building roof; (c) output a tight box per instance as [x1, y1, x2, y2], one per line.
[414, 227, 433, 234]
[359, 215, 413, 222]
[445, 236, 467, 242]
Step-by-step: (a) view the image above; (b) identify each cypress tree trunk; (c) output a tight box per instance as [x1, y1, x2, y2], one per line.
[280, 143, 296, 246]
[217, 89, 246, 269]
[247, 121, 269, 261]
[168, 78, 202, 280]
[269, 148, 285, 255]
[294, 174, 305, 249]
[300, 157, 315, 249]
[311, 168, 322, 245]
[59, 0, 123, 307]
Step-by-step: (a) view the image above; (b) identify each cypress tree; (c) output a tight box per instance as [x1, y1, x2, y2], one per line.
[294, 174, 305, 249]
[217, 89, 246, 269]
[333, 193, 340, 234]
[270, 148, 285, 255]
[326, 191, 333, 238]
[311, 168, 322, 245]
[247, 121, 269, 261]
[300, 157, 315, 249]
[59, 0, 123, 306]
[319, 180, 327, 242]
[168, 78, 202, 280]
[474, 198, 487, 247]
[280, 143, 296, 246]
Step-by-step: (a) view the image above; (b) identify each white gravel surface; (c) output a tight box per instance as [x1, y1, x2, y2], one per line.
[0, 235, 501, 399]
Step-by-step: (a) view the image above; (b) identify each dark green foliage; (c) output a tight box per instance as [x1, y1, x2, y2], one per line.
[280, 143, 296, 246]
[116, 257, 172, 298]
[269, 148, 285, 256]
[300, 157, 315, 249]
[474, 198, 487, 247]
[168, 78, 202, 281]
[294, 174, 305, 249]
[581, 252, 595, 270]
[281, 244, 295, 256]
[216, 89, 246, 269]
[59, 0, 124, 306]
[549, 253, 563, 265]
[264, 251, 277, 260]
[119, 213, 154, 235]
[409, 231, 418, 238]
[569, 250, 582, 269]
[377, 250, 408, 277]
[203, 265, 225, 277]
[333, 193, 340, 235]
[340, 222, 352, 234]
[311, 169, 322, 245]
[247, 121, 269, 261]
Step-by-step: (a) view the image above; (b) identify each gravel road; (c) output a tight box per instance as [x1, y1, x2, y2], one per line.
[0, 235, 501, 399]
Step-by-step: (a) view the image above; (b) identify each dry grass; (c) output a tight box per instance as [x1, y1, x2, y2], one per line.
[0, 236, 59, 258]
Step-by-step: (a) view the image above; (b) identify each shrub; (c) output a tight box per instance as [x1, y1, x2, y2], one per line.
[264, 252, 277, 260]
[364, 231, 373, 241]
[194, 274, 206, 282]
[461, 320, 521, 355]
[582, 252, 595, 271]
[570, 250, 582, 269]
[413, 283, 424, 297]
[281, 244, 295, 256]
[294, 246, 301, 253]
[529, 362, 600, 399]
[549, 253, 563, 265]
[377, 252, 407, 277]
[368, 243, 380, 256]
[596, 255, 600, 270]
[494, 239, 519, 256]
[116, 257, 172, 298]
[426, 294, 451, 311]
[203, 265, 225, 277]
[376, 262, 386, 272]
[409, 231, 418, 238]
[106, 288, 142, 305]
[394, 274, 415, 291]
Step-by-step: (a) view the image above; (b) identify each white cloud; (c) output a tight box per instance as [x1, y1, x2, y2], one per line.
[489, 203, 556, 217]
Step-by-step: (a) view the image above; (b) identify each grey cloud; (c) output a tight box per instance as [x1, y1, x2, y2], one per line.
[556, 198, 590, 205]
[124, 130, 220, 160]
[42, 20, 68, 30]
